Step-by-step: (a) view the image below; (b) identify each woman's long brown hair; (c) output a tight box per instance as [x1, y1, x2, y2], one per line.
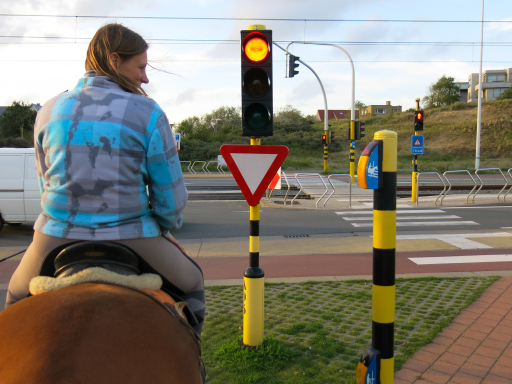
[85, 24, 149, 96]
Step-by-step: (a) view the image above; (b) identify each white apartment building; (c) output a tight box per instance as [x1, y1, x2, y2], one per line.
[468, 68, 512, 102]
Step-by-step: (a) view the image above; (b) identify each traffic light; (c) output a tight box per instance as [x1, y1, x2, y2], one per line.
[414, 110, 424, 131]
[330, 130, 335, 143]
[322, 134, 327, 145]
[355, 121, 366, 140]
[288, 54, 299, 78]
[241, 29, 273, 137]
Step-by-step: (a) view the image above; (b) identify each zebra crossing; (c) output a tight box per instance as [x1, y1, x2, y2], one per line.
[335, 209, 479, 228]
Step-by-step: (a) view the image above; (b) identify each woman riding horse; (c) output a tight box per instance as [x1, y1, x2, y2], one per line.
[5, 24, 205, 335]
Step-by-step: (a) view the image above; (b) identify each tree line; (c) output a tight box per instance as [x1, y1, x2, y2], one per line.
[174, 105, 328, 161]
[0, 101, 37, 147]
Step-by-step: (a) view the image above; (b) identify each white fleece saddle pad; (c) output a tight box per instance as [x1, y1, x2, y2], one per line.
[29, 267, 163, 295]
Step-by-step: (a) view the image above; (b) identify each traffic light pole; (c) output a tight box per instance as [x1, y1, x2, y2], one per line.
[286, 41, 356, 182]
[274, 42, 330, 171]
[411, 98, 420, 203]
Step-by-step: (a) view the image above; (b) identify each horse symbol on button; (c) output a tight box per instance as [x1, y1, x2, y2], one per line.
[367, 162, 378, 178]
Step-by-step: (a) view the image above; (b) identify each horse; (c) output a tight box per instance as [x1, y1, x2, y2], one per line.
[0, 242, 203, 384]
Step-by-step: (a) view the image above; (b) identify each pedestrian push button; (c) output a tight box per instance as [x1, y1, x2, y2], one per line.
[357, 140, 382, 190]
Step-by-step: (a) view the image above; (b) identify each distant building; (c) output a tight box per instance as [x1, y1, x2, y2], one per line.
[468, 68, 512, 102]
[316, 109, 359, 122]
[454, 82, 469, 103]
[361, 101, 402, 116]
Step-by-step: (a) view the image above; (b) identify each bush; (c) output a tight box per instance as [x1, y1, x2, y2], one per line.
[0, 137, 33, 148]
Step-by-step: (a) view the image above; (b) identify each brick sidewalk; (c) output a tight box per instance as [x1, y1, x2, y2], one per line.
[395, 276, 512, 383]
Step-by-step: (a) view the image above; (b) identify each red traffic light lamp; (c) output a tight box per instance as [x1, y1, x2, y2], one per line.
[244, 33, 270, 62]
[322, 134, 327, 145]
[414, 110, 424, 131]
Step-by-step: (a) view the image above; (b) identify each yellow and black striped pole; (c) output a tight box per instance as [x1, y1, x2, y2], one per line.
[243, 137, 265, 347]
[349, 120, 356, 183]
[323, 129, 329, 172]
[411, 98, 420, 202]
[372, 130, 397, 384]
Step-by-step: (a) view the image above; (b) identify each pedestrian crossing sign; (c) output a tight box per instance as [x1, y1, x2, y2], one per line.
[411, 135, 424, 155]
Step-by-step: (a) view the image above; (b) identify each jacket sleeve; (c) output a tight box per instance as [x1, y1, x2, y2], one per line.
[146, 112, 187, 230]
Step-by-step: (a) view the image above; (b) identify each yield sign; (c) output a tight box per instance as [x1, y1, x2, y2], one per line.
[219, 145, 289, 206]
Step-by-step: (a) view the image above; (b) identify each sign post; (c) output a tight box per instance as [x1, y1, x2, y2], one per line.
[219, 144, 288, 347]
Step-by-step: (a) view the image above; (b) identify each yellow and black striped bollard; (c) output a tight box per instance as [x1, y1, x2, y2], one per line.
[355, 130, 397, 384]
[243, 138, 265, 347]
[372, 130, 397, 384]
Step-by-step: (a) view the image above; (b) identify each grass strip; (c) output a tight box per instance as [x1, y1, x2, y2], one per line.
[202, 276, 498, 384]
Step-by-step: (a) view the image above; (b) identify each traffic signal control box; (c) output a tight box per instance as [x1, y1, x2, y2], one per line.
[241, 29, 273, 137]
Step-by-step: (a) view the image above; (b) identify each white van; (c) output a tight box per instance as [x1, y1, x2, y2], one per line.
[0, 147, 41, 232]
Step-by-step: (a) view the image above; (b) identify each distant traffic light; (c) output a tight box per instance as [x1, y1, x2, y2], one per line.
[241, 29, 273, 137]
[414, 110, 424, 131]
[322, 134, 327, 145]
[330, 130, 335, 143]
[355, 121, 366, 140]
[288, 54, 300, 78]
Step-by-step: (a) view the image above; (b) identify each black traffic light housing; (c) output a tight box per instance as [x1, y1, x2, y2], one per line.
[241, 29, 273, 137]
[355, 121, 366, 140]
[288, 54, 300, 78]
[330, 130, 335, 143]
[322, 134, 327, 145]
[414, 110, 424, 131]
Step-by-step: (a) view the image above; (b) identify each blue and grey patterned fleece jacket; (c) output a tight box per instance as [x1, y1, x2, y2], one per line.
[33, 71, 187, 240]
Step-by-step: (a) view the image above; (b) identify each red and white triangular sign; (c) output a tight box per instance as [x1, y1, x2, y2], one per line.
[413, 138, 422, 146]
[220, 145, 289, 206]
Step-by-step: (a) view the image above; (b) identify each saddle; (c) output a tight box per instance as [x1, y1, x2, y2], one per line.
[30, 241, 198, 329]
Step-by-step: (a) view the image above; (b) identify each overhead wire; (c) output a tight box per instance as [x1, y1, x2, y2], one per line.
[0, 36, 510, 47]
[0, 14, 511, 23]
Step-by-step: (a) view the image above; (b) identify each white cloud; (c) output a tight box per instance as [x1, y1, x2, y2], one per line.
[487, 18, 512, 32]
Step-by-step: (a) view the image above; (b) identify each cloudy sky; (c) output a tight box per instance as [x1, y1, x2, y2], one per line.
[1, 0, 511, 124]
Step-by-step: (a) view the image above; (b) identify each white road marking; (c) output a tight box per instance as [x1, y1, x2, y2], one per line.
[442, 206, 512, 209]
[351, 221, 478, 227]
[396, 232, 512, 239]
[335, 209, 446, 215]
[396, 232, 512, 249]
[410, 254, 512, 265]
[343, 215, 461, 221]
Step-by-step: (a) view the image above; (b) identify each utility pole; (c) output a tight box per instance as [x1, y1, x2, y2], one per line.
[475, 0, 485, 170]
